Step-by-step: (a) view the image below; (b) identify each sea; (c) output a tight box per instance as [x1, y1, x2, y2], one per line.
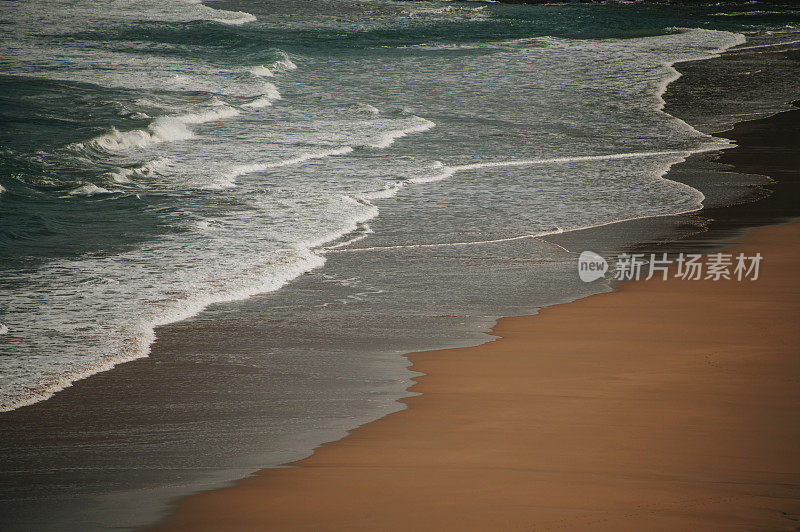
[1, 0, 799, 529]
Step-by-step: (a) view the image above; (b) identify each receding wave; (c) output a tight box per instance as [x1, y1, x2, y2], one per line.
[368, 117, 435, 149]
[210, 147, 355, 189]
[0, 249, 324, 412]
[321, 146, 738, 254]
[208, 115, 437, 189]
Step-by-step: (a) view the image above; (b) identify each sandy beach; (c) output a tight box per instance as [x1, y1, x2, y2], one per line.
[150, 93, 800, 532]
[146, 69, 800, 528]
[152, 218, 800, 530]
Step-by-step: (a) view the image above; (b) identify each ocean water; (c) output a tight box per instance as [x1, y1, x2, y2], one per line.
[1, 1, 800, 528]
[2, 0, 797, 412]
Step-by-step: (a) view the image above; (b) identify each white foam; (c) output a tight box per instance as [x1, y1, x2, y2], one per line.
[323, 223, 375, 250]
[75, 106, 240, 153]
[358, 161, 456, 202]
[726, 39, 800, 53]
[360, 183, 404, 201]
[249, 65, 275, 78]
[68, 184, 113, 196]
[0, 323, 8, 335]
[711, 11, 792, 17]
[106, 158, 171, 183]
[241, 83, 281, 108]
[210, 11, 256, 25]
[653, 30, 746, 139]
[449, 149, 690, 172]
[321, 146, 740, 255]
[351, 103, 381, 115]
[300, 196, 380, 250]
[368, 117, 435, 149]
[172, 105, 241, 124]
[248, 53, 297, 80]
[271, 52, 297, 72]
[408, 161, 456, 184]
[242, 96, 274, 108]
[0, 249, 325, 413]
[83, 126, 183, 152]
[209, 146, 355, 189]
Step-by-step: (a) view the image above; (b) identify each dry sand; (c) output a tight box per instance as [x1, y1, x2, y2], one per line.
[152, 220, 800, 531]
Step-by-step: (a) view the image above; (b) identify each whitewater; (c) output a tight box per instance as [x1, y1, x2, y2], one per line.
[0, 0, 766, 415]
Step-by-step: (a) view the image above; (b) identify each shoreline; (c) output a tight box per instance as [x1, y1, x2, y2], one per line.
[1, 28, 799, 531]
[0, 26, 779, 417]
[150, 104, 800, 529]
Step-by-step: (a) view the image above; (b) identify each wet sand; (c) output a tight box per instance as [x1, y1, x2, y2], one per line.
[147, 88, 800, 531]
[153, 218, 800, 531]
[148, 91, 800, 530]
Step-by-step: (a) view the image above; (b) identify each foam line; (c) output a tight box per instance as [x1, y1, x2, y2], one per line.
[319, 147, 735, 254]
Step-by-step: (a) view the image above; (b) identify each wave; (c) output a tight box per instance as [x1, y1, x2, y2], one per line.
[407, 161, 455, 184]
[209, 146, 355, 189]
[325, 31, 751, 254]
[211, 12, 256, 25]
[356, 161, 452, 203]
[710, 11, 794, 18]
[322, 222, 375, 250]
[350, 103, 381, 115]
[321, 142, 747, 255]
[183, 0, 257, 26]
[106, 157, 171, 183]
[67, 183, 113, 196]
[209, 114, 437, 189]
[0, 249, 325, 413]
[300, 196, 380, 250]
[271, 52, 298, 72]
[248, 53, 297, 79]
[726, 39, 800, 53]
[173, 105, 241, 124]
[72, 106, 240, 153]
[368, 117, 436, 149]
[448, 149, 705, 172]
[242, 95, 275, 108]
[249, 65, 275, 78]
[241, 83, 282, 108]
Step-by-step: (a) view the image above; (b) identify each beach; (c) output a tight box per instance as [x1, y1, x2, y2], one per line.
[2, 3, 800, 530]
[154, 222, 800, 530]
[152, 131, 800, 530]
